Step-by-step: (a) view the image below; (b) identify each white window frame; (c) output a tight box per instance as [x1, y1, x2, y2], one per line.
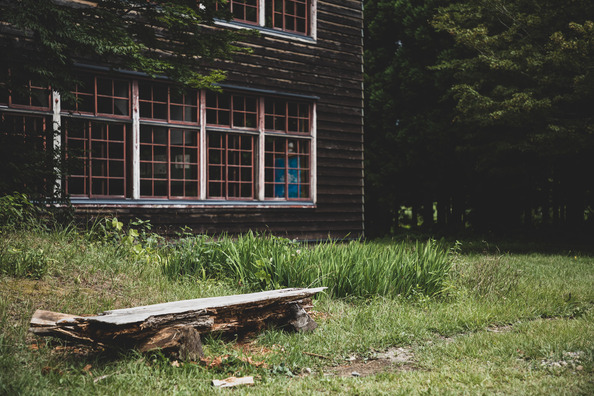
[215, 0, 317, 43]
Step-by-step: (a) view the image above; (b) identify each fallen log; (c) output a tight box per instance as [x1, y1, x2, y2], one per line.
[30, 287, 326, 359]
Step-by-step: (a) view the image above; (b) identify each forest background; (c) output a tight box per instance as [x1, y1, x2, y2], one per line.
[364, 0, 594, 238]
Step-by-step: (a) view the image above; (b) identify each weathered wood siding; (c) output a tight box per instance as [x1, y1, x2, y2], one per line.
[77, 0, 364, 240]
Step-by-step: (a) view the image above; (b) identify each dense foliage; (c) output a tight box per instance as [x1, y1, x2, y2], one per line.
[365, 0, 594, 235]
[0, 0, 243, 199]
[0, 0, 241, 93]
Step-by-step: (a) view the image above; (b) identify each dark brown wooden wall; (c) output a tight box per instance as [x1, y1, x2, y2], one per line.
[77, 0, 364, 240]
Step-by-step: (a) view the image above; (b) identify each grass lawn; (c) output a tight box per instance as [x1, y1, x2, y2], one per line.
[1, 226, 593, 395]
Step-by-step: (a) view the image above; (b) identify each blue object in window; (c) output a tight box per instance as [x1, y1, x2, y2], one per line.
[274, 156, 300, 198]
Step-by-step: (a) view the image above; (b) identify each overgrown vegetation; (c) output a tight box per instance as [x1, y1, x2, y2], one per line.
[1, 197, 593, 394]
[163, 232, 454, 298]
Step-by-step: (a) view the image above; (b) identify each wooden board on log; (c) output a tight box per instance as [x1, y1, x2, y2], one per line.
[29, 287, 326, 359]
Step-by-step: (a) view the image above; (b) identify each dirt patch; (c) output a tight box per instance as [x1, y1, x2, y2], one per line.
[325, 347, 417, 377]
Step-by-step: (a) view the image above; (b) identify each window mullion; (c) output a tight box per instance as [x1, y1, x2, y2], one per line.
[258, 98, 265, 201]
[131, 80, 140, 199]
[259, 0, 265, 27]
[52, 90, 62, 198]
[311, 101, 317, 203]
[199, 90, 207, 200]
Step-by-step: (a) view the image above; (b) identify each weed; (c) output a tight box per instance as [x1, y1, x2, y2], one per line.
[456, 253, 521, 299]
[0, 241, 50, 279]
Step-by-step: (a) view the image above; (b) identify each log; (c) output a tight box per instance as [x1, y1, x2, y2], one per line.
[29, 287, 326, 358]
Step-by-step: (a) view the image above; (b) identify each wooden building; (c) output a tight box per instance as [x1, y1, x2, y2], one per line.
[0, 1, 364, 240]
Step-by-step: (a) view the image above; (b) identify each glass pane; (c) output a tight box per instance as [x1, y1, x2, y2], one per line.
[170, 104, 183, 121]
[154, 181, 167, 196]
[140, 102, 151, 118]
[154, 85, 168, 102]
[185, 130, 197, 146]
[140, 180, 152, 195]
[97, 97, 111, 114]
[170, 165, 183, 180]
[110, 125, 124, 141]
[185, 182, 198, 197]
[92, 159, 107, 176]
[171, 129, 184, 145]
[109, 142, 124, 158]
[154, 127, 167, 144]
[114, 80, 128, 98]
[114, 99, 129, 116]
[97, 78, 111, 95]
[139, 82, 152, 100]
[79, 95, 93, 113]
[153, 103, 167, 120]
[140, 162, 152, 177]
[92, 178, 107, 195]
[110, 179, 122, 196]
[68, 177, 85, 195]
[171, 181, 183, 196]
[110, 161, 124, 177]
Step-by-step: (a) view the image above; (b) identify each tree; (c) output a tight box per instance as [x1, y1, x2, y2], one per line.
[0, 0, 244, 200]
[364, 0, 459, 235]
[0, 0, 243, 93]
[432, 0, 594, 230]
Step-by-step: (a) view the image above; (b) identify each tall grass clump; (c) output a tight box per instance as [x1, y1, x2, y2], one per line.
[163, 233, 454, 298]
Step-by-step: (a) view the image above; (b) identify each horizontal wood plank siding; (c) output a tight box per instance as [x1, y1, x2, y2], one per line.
[77, 0, 364, 240]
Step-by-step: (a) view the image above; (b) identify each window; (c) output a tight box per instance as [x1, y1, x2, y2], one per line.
[266, 0, 309, 35]
[207, 132, 255, 199]
[229, 0, 259, 24]
[264, 137, 310, 199]
[265, 98, 310, 134]
[219, 0, 313, 36]
[139, 126, 200, 198]
[63, 75, 130, 117]
[0, 74, 51, 110]
[139, 82, 199, 124]
[2, 71, 315, 203]
[206, 92, 258, 129]
[65, 118, 127, 198]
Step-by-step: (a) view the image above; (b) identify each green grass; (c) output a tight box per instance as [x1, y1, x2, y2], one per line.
[163, 232, 454, 298]
[1, 224, 593, 395]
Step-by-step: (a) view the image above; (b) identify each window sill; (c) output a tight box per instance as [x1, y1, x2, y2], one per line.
[69, 198, 316, 209]
[214, 20, 316, 44]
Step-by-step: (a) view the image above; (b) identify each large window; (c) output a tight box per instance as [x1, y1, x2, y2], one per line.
[1, 72, 315, 204]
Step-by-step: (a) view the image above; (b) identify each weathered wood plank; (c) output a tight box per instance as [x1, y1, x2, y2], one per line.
[30, 288, 327, 357]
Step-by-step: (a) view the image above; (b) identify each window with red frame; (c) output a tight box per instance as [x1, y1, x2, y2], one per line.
[139, 126, 199, 198]
[139, 82, 199, 123]
[207, 132, 255, 199]
[265, 98, 310, 134]
[227, 0, 259, 24]
[206, 92, 258, 129]
[265, 0, 309, 35]
[264, 137, 310, 199]
[0, 113, 50, 147]
[62, 75, 130, 117]
[64, 118, 127, 198]
[6, 80, 51, 110]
